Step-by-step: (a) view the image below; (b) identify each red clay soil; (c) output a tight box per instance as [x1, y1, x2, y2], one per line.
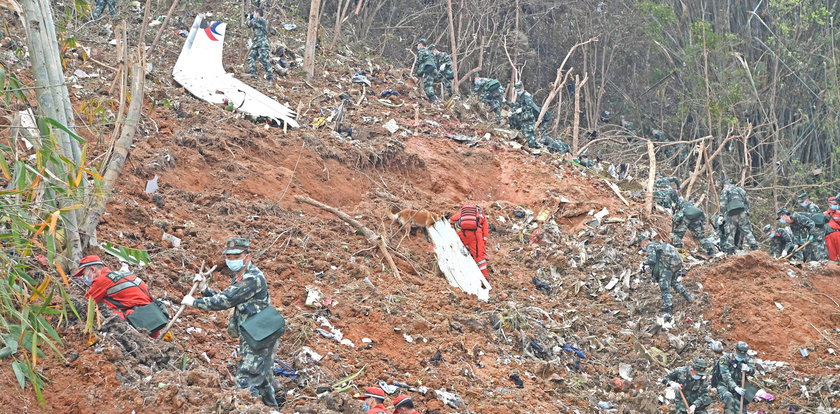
[3, 3, 839, 412]
[696, 252, 840, 370]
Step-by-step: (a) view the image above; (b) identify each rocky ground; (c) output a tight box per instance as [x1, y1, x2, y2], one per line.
[1, 1, 839, 413]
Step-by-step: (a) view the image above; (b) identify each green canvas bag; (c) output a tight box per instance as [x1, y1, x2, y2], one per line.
[240, 305, 286, 350]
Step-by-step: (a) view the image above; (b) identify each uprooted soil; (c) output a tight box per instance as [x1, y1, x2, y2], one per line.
[2, 2, 839, 413]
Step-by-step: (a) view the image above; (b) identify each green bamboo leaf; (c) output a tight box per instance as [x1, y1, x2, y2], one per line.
[12, 361, 26, 389]
[37, 117, 86, 144]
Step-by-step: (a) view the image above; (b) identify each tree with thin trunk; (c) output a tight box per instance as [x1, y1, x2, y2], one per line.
[304, 0, 322, 79]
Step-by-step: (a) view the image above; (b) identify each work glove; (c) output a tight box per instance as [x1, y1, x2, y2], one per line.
[668, 381, 682, 390]
[688, 405, 696, 414]
[181, 295, 196, 307]
[808, 235, 814, 242]
[193, 274, 208, 291]
[734, 386, 745, 396]
[439, 64, 445, 71]
[741, 363, 752, 373]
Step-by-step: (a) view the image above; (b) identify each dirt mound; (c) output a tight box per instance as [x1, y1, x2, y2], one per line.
[696, 251, 840, 366]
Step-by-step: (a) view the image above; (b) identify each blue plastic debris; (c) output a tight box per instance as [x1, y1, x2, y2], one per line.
[273, 359, 298, 380]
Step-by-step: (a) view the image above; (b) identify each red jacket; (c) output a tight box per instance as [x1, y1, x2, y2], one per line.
[827, 208, 840, 231]
[85, 267, 153, 318]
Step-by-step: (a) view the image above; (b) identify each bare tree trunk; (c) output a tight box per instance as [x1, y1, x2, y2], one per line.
[572, 74, 587, 154]
[149, 0, 181, 54]
[304, 0, 322, 79]
[446, 0, 459, 92]
[535, 37, 597, 130]
[83, 51, 146, 245]
[646, 139, 656, 214]
[509, 0, 519, 101]
[20, 0, 83, 264]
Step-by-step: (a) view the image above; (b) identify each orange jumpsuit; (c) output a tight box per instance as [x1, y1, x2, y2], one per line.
[825, 207, 840, 261]
[450, 205, 489, 277]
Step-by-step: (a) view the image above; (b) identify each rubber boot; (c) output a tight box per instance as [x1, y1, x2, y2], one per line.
[681, 291, 694, 302]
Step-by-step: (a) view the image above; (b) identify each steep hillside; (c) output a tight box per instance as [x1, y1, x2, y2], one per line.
[1, 2, 838, 413]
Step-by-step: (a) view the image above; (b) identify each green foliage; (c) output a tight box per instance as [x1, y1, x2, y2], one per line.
[636, 2, 676, 39]
[0, 101, 98, 404]
[99, 241, 150, 266]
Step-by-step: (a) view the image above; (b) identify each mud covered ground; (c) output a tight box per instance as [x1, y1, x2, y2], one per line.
[1, 1, 839, 413]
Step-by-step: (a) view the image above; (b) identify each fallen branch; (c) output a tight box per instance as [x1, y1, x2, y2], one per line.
[808, 322, 839, 349]
[296, 196, 401, 279]
[603, 179, 629, 206]
[158, 262, 217, 340]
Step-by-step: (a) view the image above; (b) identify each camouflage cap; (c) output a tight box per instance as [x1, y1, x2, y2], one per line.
[692, 357, 708, 374]
[762, 224, 772, 233]
[797, 192, 809, 201]
[514, 81, 523, 88]
[777, 208, 790, 217]
[417, 38, 427, 45]
[428, 44, 437, 50]
[223, 237, 250, 254]
[735, 341, 749, 354]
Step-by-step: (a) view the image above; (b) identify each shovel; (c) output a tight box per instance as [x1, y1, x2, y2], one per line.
[678, 387, 692, 413]
[780, 240, 810, 261]
[157, 261, 217, 340]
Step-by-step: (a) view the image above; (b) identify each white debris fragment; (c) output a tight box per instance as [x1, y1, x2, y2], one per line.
[383, 119, 399, 134]
[774, 302, 784, 311]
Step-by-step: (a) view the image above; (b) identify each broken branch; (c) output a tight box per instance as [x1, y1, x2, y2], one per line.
[296, 196, 401, 279]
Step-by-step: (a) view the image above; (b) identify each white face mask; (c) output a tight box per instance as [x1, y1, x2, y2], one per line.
[226, 259, 245, 272]
[84, 274, 94, 286]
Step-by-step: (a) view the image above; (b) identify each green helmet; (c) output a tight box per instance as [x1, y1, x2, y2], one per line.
[692, 358, 708, 374]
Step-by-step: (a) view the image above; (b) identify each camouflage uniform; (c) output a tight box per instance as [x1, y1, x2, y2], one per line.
[662, 362, 712, 414]
[416, 44, 438, 103]
[800, 198, 827, 260]
[766, 226, 797, 259]
[433, 49, 454, 96]
[246, 15, 273, 81]
[510, 84, 542, 148]
[653, 176, 680, 211]
[193, 241, 277, 406]
[472, 76, 504, 118]
[541, 136, 571, 155]
[719, 183, 757, 252]
[643, 241, 692, 314]
[787, 212, 818, 261]
[93, 0, 116, 18]
[671, 199, 715, 254]
[715, 346, 756, 414]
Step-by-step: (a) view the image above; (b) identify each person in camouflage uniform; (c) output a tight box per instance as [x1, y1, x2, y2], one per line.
[662, 358, 712, 414]
[541, 136, 571, 155]
[510, 82, 542, 148]
[714, 341, 756, 414]
[671, 199, 715, 255]
[92, 0, 117, 19]
[182, 237, 279, 407]
[719, 179, 758, 253]
[471, 73, 505, 119]
[430, 45, 454, 96]
[798, 192, 827, 260]
[653, 175, 681, 211]
[415, 39, 438, 103]
[246, 9, 273, 81]
[763, 224, 798, 260]
[641, 240, 693, 315]
[778, 208, 818, 261]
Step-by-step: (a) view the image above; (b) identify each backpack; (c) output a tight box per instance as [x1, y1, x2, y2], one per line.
[457, 205, 484, 231]
[103, 271, 170, 333]
[810, 212, 828, 226]
[683, 205, 703, 220]
[710, 359, 723, 387]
